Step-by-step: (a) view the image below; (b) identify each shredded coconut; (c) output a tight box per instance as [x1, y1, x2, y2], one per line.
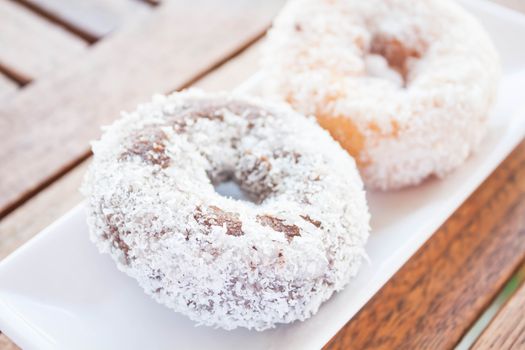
[81, 90, 370, 330]
[261, 0, 500, 189]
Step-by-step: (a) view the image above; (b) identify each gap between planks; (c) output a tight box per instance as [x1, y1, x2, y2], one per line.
[0, 0, 87, 84]
[0, 34, 266, 219]
[0, 35, 264, 350]
[0, 39, 263, 260]
[2, 2, 522, 349]
[11, 0, 152, 43]
[0, 0, 284, 219]
[0, 39, 264, 224]
[472, 275, 525, 349]
[324, 140, 525, 350]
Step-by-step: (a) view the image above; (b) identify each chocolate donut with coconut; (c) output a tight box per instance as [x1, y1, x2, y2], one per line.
[82, 90, 370, 330]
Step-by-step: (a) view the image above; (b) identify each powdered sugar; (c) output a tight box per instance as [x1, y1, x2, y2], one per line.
[82, 90, 370, 330]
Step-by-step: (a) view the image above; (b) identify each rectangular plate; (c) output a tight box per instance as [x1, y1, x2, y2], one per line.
[1, 1, 525, 349]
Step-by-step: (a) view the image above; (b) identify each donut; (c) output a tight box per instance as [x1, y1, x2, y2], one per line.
[81, 90, 370, 330]
[261, 0, 500, 190]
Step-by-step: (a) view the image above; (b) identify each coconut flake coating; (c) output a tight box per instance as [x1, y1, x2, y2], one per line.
[262, 0, 500, 190]
[81, 90, 370, 331]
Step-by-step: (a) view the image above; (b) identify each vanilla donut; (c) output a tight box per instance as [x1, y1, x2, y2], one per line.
[262, 0, 500, 189]
[82, 90, 370, 330]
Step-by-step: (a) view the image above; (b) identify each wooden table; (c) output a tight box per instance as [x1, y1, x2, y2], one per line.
[0, 0, 524, 349]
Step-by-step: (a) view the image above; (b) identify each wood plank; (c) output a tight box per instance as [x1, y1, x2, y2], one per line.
[472, 280, 525, 349]
[0, 333, 19, 350]
[0, 39, 262, 259]
[0, 0, 284, 217]
[190, 40, 264, 92]
[0, 0, 86, 82]
[492, 0, 525, 13]
[0, 36, 262, 350]
[0, 74, 18, 98]
[1, 2, 519, 349]
[2, 142, 523, 350]
[15, 0, 150, 41]
[0, 161, 88, 260]
[324, 140, 525, 350]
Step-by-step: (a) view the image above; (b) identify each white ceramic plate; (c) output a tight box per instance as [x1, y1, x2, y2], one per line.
[1, 1, 525, 349]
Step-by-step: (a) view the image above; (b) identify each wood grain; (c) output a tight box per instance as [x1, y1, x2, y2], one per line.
[472, 280, 525, 349]
[324, 140, 525, 350]
[0, 2, 521, 349]
[0, 161, 89, 260]
[0, 0, 284, 218]
[0, 0, 86, 82]
[0, 333, 19, 350]
[190, 40, 264, 92]
[14, 0, 150, 41]
[0, 39, 262, 260]
[0, 35, 263, 350]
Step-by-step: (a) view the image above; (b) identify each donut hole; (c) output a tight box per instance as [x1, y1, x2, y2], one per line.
[213, 178, 257, 203]
[365, 34, 423, 87]
[209, 154, 275, 205]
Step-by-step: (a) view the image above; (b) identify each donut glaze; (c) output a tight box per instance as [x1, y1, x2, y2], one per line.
[82, 90, 370, 330]
[262, 0, 500, 190]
